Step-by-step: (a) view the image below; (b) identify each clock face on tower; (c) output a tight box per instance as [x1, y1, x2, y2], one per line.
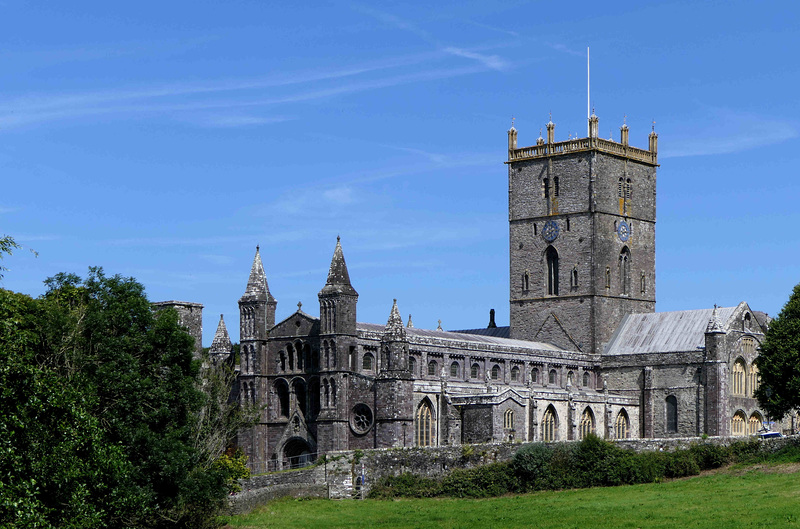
[542, 220, 559, 243]
[617, 220, 630, 242]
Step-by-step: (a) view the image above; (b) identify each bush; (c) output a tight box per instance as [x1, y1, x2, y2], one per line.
[367, 473, 441, 499]
[689, 443, 729, 469]
[664, 450, 700, 478]
[511, 443, 554, 491]
[440, 462, 517, 498]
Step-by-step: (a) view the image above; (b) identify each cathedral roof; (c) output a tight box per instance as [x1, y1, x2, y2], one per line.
[240, 247, 276, 303]
[604, 305, 741, 355]
[319, 236, 358, 297]
[209, 314, 232, 355]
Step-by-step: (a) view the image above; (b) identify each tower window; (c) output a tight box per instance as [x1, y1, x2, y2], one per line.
[570, 267, 578, 289]
[640, 271, 646, 294]
[546, 246, 559, 295]
[554, 176, 560, 197]
[566, 217, 570, 231]
[543, 178, 549, 198]
[618, 177, 624, 198]
[605, 266, 611, 289]
[534, 223, 537, 235]
[523, 271, 530, 292]
[619, 247, 631, 295]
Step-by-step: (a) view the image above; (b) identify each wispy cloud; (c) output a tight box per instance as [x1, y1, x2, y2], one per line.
[0, 206, 20, 214]
[107, 232, 310, 247]
[190, 114, 292, 128]
[443, 46, 508, 71]
[461, 20, 520, 38]
[547, 43, 585, 57]
[661, 109, 798, 158]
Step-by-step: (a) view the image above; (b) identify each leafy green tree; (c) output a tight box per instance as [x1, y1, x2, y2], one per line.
[754, 283, 800, 421]
[1, 268, 250, 528]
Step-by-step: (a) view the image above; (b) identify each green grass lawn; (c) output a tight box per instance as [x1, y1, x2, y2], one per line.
[223, 465, 800, 529]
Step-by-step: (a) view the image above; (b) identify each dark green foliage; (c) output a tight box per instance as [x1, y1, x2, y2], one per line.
[370, 437, 799, 501]
[0, 269, 247, 528]
[754, 282, 800, 420]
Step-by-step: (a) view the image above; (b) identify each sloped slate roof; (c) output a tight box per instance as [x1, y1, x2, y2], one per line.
[452, 326, 511, 338]
[604, 306, 738, 355]
[356, 322, 567, 352]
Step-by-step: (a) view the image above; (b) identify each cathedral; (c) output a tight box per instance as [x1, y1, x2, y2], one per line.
[206, 113, 776, 472]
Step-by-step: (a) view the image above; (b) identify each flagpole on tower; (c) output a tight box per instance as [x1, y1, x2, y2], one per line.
[587, 46, 590, 136]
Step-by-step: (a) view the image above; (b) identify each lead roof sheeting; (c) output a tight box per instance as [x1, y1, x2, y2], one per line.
[356, 322, 565, 351]
[604, 306, 738, 355]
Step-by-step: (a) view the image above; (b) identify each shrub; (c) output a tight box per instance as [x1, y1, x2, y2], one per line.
[689, 443, 729, 469]
[440, 462, 517, 498]
[367, 473, 441, 499]
[511, 443, 554, 491]
[664, 450, 700, 478]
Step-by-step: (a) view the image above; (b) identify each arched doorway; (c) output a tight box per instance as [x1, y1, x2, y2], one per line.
[283, 438, 314, 469]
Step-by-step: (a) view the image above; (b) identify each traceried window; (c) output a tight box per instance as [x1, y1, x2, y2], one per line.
[511, 366, 520, 382]
[504, 408, 515, 430]
[428, 360, 438, 377]
[542, 406, 557, 442]
[415, 400, 434, 447]
[450, 361, 460, 378]
[748, 412, 763, 434]
[615, 410, 630, 439]
[362, 352, 374, 371]
[742, 336, 755, 355]
[666, 395, 678, 433]
[732, 359, 746, 395]
[491, 364, 500, 380]
[731, 411, 746, 436]
[749, 364, 760, 396]
[580, 408, 595, 439]
[546, 246, 559, 295]
[471, 363, 480, 379]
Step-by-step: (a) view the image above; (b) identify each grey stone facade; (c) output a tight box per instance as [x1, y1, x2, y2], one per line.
[209, 112, 787, 473]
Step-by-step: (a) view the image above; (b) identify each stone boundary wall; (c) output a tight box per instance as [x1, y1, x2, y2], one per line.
[231, 435, 798, 513]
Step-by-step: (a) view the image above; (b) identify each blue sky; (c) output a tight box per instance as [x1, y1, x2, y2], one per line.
[2, 1, 799, 345]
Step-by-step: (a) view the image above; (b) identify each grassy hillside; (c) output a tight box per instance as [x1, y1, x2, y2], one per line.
[223, 463, 799, 529]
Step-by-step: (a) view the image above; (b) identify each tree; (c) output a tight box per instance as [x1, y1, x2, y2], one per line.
[754, 282, 800, 421]
[0, 234, 37, 280]
[0, 268, 249, 528]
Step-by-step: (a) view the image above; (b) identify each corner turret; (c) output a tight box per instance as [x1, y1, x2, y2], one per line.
[209, 314, 233, 365]
[375, 299, 414, 447]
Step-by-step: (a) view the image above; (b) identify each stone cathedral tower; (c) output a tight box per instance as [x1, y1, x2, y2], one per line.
[507, 113, 658, 354]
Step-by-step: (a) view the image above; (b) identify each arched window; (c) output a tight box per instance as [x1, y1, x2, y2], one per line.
[619, 247, 631, 295]
[531, 368, 539, 383]
[309, 378, 320, 418]
[491, 364, 500, 380]
[276, 380, 290, 418]
[362, 352, 374, 371]
[329, 379, 337, 406]
[323, 379, 330, 407]
[511, 366, 520, 382]
[580, 407, 595, 439]
[749, 364, 760, 396]
[625, 178, 632, 199]
[640, 271, 646, 294]
[549, 369, 557, 385]
[323, 341, 330, 369]
[522, 270, 530, 291]
[471, 363, 480, 379]
[428, 360, 438, 377]
[546, 246, 559, 295]
[605, 266, 611, 289]
[583, 371, 591, 388]
[731, 411, 746, 436]
[570, 267, 578, 289]
[615, 409, 630, 439]
[504, 408, 515, 429]
[742, 335, 755, 355]
[542, 406, 557, 442]
[748, 412, 763, 434]
[732, 359, 746, 395]
[666, 395, 678, 433]
[409, 356, 417, 376]
[287, 344, 294, 371]
[293, 379, 306, 416]
[279, 351, 286, 372]
[743, 312, 752, 331]
[543, 177, 549, 198]
[450, 361, 460, 378]
[618, 177, 624, 198]
[567, 371, 574, 385]
[415, 400, 434, 447]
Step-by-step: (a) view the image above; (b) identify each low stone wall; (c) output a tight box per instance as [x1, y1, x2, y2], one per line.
[230, 435, 798, 513]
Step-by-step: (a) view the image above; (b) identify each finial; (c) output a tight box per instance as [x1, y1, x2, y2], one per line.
[652, 118, 656, 132]
[623, 114, 627, 126]
[256, 244, 260, 252]
[437, 319, 443, 331]
[407, 314, 414, 328]
[539, 127, 543, 137]
[549, 111, 552, 122]
[511, 116, 515, 129]
[337, 235, 340, 243]
[297, 301, 302, 311]
[568, 132, 572, 140]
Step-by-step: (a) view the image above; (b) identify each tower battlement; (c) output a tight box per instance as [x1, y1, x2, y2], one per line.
[507, 115, 658, 166]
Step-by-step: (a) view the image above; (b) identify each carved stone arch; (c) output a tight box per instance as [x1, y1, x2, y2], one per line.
[544, 245, 559, 296]
[274, 378, 290, 418]
[579, 406, 595, 439]
[614, 408, 630, 439]
[541, 404, 558, 442]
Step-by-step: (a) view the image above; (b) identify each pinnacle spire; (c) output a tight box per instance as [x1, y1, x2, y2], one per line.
[407, 314, 414, 328]
[706, 304, 724, 334]
[384, 299, 406, 340]
[209, 314, 232, 356]
[320, 237, 358, 296]
[241, 246, 275, 302]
